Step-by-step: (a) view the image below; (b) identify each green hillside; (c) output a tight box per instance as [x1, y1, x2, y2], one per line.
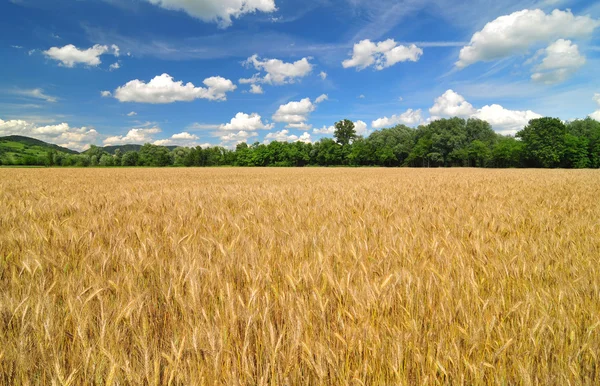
[0, 135, 78, 166]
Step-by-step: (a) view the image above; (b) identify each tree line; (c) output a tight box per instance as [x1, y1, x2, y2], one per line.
[6, 116, 600, 168]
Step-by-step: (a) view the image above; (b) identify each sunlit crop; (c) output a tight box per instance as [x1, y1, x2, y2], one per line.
[1, 168, 599, 384]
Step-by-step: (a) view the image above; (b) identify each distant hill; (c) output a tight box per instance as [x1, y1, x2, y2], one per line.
[0, 135, 79, 165]
[0, 135, 78, 154]
[85, 144, 178, 155]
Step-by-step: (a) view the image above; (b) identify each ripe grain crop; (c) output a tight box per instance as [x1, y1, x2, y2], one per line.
[1, 168, 599, 385]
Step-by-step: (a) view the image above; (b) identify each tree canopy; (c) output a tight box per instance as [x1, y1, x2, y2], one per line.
[3, 116, 600, 169]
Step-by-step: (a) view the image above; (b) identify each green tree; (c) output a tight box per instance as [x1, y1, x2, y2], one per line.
[312, 138, 343, 166]
[138, 144, 172, 166]
[172, 147, 191, 166]
[562, 134, 589, 168]
[334, 119, 357, 146]
[99, 154, 115, 166]
[367, 125, 415, 166]
[45, 151, 55, 167]
[467, 140, 491, 167]
[517, 118, 567, 168]
[492, 136, 523, 168]
[121, 151, 139, 166]
[114, 149, 123, 166]
[568, 118, 600, 168]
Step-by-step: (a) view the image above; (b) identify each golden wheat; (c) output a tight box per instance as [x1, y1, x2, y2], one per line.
[1, 168, 599, 385]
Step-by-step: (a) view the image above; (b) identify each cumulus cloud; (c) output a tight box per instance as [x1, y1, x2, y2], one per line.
[286, 122, 312, 131]
[44, 44, 120, 67]
[313, 125, 334, 135]
[0, 117, 98, 151]
[13, 88, 58, 103]
[589, 93, 600, 121]
[429, 90, 476, 118]
[242, 55, 313, 85]
[101, 90, 112, 97]
[249, 84, 264, 94]
[456, 9, 599, 68]
[109, 62, 121, 71]
[127, 111, 137, 116]
[153, 132, 200, 146]
[472, 104, 542, 134]
[114, 73, 236, 103]
[272, 98, 316, 127]
[219, 130, 258, 144]
[219, 112, 274, 131]
[342, 39, 423, 70]
[530, 39, 585, 84]
[429, 90, 541, 135]
[354, 120, 369, 136]
[313, 120, 369, 136]
[187, 122, 221, 130]
[104, 127, 161, 146]
[264, 130, 311, 143]
[319, 71, 327, 80]
[144, 0, 276, 28]
[372, 109, 423, 129]
[315, 94, 328, 104]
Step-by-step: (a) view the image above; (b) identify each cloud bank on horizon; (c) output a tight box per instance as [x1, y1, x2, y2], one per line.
[1, 0, 599, 150]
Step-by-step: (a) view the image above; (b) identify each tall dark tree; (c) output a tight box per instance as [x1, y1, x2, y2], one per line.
[334, 119, 357, 146]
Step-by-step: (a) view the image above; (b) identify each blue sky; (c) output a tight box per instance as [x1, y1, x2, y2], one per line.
[1, 0, 599, 150]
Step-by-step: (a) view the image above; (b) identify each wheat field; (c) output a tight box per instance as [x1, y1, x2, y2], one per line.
[0, 168, 599, 385]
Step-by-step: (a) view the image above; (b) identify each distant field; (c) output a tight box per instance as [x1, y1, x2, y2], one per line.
[1, 168, 599, 384]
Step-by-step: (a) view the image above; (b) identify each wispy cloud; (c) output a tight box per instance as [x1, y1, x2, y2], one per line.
[11, 88, 59, 103]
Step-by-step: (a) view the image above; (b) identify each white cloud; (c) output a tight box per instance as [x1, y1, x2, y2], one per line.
[111, 44, 120, 57]
[272, 97, 316, 127]
[153, 131, 200, 146]
[589, 93, 600, 121]
[109, 62, 121, 71]
[144, 0, 276, 28]
[319, 71, 327, 80]
[315, 94, 328, 104]
[429, 90, 476, 118]
[354, 120, 369, 136]
[456, 9, 600, 68]
[220, 130, 258, 144]
[287, 122, 312, 131]
[242, 55, 313, 85]
[531, 39, 585, 84]
[104, 127, 161, 146]
[114, 73, 236, 103]
[264, 130, 311, 143]
[428, 90, 542, 135]
[358, 94, 365, 99]
[44, 44, 120, 67]
[313, 120, 369, 136]
[220, 112, 273, 131]
[249, 84, 264, 94]
[472, 104, 541, 135]
[127, 111, 137, 116]
[342, 39, 422, 70]
[187, 122, 221, 130]
[101, 90, 112, 97]
[0, 117, 98, 151]
[372, 109, 423, 129]
[313, 126, 334, 135]
[13, 88, 57, 103]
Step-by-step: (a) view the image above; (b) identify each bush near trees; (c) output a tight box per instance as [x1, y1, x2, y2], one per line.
[10, 117, 600, 168]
